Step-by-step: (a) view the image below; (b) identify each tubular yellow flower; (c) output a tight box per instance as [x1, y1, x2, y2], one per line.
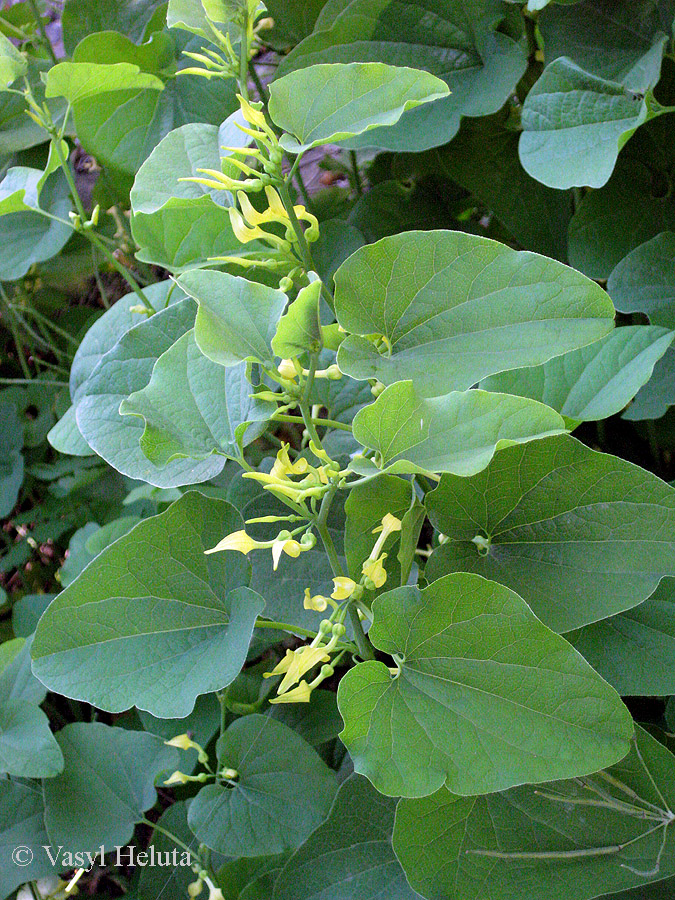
[165, 733, 208, 764]
[271, 536, 303, 570]
[164, 770, 190, 786]
[238, 95, 267, 129]
[331, 576, 358, 600]
[263, 648, 295, 679]
[362, 554, 388, 589]
[277, 645, 331, 694]
[229, 207, 266, 243]
[369, 513, 403, 562]
[304, 588, 330, 612]
[204, 529, 261, 556]
[268, 680, 312, 704]
[277, 358, 299, 380]
[271, 443, 308, 478]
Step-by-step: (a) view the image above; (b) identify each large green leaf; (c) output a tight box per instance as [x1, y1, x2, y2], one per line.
[130, 114, 247, 270]
[608, 232, 675, 327]
[334, 230, 615, 396]
[0, 31, 27, 89]
[275, 0, 527, 152]
[120, 330, 273, 466]
[273, 775, 422, 900]
[539, 0, 672, 92]
[398, 109, 572, 260]
[31, 492, 261, 717]
[350, 382, 565, 478]
[179, 268, 288, 368]
[75, 298, 225, 486]
[268, 63, 448, 153]
[0, 780, 58, 898]
[426, 433, 675, 632]
[0, 171, 72, 282]
[188, 714, 336, 856]
[519, 58, 667, 189]
[570, 577, 675, 695]
[61, 0, 166, 54]
[567, 101, 675, 278]
[0, 402, 23, 517]
[43, 722, 179, 851]
[0, 636, 63, 778]
[481, 326, 674, 421]
[338, 573, 632, 798]
[393, 726, 675, 900]
[623, 348, 675, 420]
[44, 61, 164, 103]
[69, 280, 183, 403]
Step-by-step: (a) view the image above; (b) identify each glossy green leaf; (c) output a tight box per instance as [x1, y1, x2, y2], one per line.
[179, 268, 288, 368]
[269, 63, 448, 153]
[427, 433, 675, 632]
[273, 775, 421, 900]
[271, 279, 322, 358]
[43, 722, 179, 851]
[120, 329, 273, 465]
[609, 232, 675, 327]
[570, 577, 675, 695]
[276, 0, 527, 152]
[31, 492, 260, 717]
[0, 636, 63, 778]
[0, 402, 23, 517]
[130, 115, 247, 270]
[188, 714, 336, 856]
[338, 573, 632, 798]
[0, 31, 27, 89]
[519, 59, 666, 189]
[351, 382, 565, 478]
[393, 726, 675, 900]
[539, 0, 671, 92]
[75, 297, 225, 486]
[334, 230, 615, 396]
[481, 326, 674, 421]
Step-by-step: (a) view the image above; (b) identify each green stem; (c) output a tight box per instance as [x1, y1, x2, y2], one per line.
[140, 818, 199, 864]
[277, 180, 316, 274]
[0, 377, 66, 386]
[255, 619, 319, 640]
[50, 137, 150, 307]
[238, 12, 250, 101]
[250, 62, 269, 104]
[294, 167, 315, 216]
[273, 413, 352, 433]
[0, 286, 30, 378]
[349, 150, 363, 196]
[28, 0, 57, 64]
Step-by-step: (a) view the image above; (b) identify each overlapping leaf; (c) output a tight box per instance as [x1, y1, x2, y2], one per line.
[334, 230, 615, 396]
[338, 573, 632, 798]
[351, 381, 565, 478]
[393, 727, 675, 900]
[481, 326, 674, 421]
[31, 492, 260, 717]
[427, 433, 675, 632]
[609, 232, 675, 327]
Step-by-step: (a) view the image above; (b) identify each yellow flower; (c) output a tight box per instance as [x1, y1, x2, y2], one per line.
[263, 648, 295, 679]
[165, 733, 208, 764]
[268, 680, 312, 704]
[331, 576, 357, 600]
[362, 554, 388, 588]
[271, 536, 302, 570]
[270, 443, 308, 478]
[164, 770, 190, 786]
[279, 646, 331, 693]
[373, 513, 402, 538]
[204, 529, 261, 556]
[229, 207, 265, 243]
[277, 358, 299, 381]
[188, 879, 204, 898]
[238, 95, 268, 130]
[304, 588, 330, 612]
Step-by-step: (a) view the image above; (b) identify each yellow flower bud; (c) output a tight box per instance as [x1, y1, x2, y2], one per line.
[277, 358, 299, 380]
[268, 680, 312, 704]
[204, 529, 261, 556]
[164, 770, 190, 786]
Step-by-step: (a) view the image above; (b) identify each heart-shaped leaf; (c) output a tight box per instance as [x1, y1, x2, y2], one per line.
[269, 63, 448, 153]
[338, 573, 632, 797]
[32, 492, 261, 717]
[189, 714, 336, 856]
[334, 230, 615, 396]
[427, 433, 675, 632]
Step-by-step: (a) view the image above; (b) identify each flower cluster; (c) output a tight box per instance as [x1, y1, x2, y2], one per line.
[264, 619, 347, 704]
